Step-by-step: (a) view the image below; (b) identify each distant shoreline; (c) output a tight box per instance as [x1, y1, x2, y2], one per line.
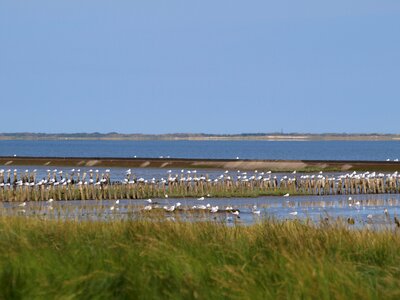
[1, 133, 400, 141]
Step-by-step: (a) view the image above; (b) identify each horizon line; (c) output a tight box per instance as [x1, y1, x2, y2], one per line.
[1, 132, 400, 136]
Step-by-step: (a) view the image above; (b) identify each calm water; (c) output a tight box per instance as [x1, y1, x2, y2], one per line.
[1, 140, 400, 161]
[3, 194, 400, 228]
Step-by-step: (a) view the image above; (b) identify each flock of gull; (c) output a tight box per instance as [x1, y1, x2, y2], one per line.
[140, 196, 250, 218]
[0, 168, 111, 187]
[2, 168, 400, 196]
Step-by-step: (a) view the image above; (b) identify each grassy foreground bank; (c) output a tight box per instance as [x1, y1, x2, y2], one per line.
[1, 218, 400, 299]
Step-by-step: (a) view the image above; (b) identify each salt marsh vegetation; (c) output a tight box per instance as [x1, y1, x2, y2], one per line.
[1, 217, 400, 299]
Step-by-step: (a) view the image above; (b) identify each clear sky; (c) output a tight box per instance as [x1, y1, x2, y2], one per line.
[1, 1, 400, 134]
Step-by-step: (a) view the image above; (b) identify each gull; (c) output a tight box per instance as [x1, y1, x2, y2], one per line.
[252, 205, 260, 215]
[210, 206, 219, 213]
[289, 211, 298, 216]
[115, 199, 120, 205]
[164, 205, 175, 212]
[283, 193, 290, 197]
[165, 194, 169, 198]
[232, 210, 240, 218]
[18, 202, 26, 207]
[110, 206, 115, 211]
[197, 196, 205, 201]
[143, 205, 152, 211]
[146, 199, 152, 203]
[384, 208, 389, 218]
[47, 199, 54, 204]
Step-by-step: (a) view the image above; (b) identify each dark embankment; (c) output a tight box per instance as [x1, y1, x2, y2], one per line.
[1, 156, 400, 172]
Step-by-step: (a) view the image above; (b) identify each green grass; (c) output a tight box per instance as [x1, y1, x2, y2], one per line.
[0, 217, 400, 299]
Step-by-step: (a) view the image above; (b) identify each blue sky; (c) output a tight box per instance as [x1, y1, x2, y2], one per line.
[1, 1, 400, 134]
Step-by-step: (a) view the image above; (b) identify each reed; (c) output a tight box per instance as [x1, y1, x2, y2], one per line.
[0, 217, 399, 299]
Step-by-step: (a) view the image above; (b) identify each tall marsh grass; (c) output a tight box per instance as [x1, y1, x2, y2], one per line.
[0, 217, 400, 299]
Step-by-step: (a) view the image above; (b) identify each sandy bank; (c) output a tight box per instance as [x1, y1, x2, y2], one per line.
[1, 156, 399, 172]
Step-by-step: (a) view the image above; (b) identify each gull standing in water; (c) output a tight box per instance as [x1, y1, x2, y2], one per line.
[252, 205, 261, 215]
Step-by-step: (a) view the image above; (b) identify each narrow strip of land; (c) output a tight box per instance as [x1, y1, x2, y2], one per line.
[2, 132, 400, 140]
[1, 156, 400, 172]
